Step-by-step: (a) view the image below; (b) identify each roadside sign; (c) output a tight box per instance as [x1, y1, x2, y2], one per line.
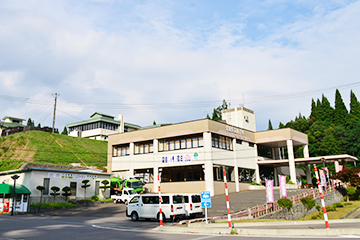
[201, 191, 211, 208]
[201, 201, 211, 208]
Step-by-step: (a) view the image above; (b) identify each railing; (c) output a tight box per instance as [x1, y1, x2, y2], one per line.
[184, 185, 336, 224]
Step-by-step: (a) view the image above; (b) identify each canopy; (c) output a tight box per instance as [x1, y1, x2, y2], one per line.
[0, 183, 31, 194]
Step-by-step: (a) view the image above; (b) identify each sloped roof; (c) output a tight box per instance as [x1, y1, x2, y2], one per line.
[2, 116, 25, 121]
[0, 122, 25, 128]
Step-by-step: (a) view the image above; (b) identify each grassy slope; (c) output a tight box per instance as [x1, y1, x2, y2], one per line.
[0, 131, 108, 171]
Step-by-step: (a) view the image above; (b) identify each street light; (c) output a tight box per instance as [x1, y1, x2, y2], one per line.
[11, 174, 20, 216]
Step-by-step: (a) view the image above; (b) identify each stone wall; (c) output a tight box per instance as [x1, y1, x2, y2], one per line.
[259, 190, 344, 220]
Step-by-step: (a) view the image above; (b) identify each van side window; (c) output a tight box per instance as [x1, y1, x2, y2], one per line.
[192, 195, 201, 203]
[143, 197, 151, 204]
[130, 196, 139, 203]
[173, 196, 184, 204]
[184, 196, 189, 203]
[162, 196, 169, 204]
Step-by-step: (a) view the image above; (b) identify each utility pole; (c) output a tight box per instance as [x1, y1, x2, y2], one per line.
[52, 93, 58, 133]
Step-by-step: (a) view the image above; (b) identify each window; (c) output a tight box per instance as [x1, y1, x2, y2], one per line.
[158, 134, 204, 152]
[43, 178, 50, 195]
[113, 144, 130, 157]
[161, 165, 204, 182]
[249, 143, 255, 147]
[134, 141, 154, 155]
[212, 134, 233, 151]
[236, 139, 242, 145]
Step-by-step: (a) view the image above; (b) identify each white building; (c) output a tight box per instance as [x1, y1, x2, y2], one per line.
[0, 163, 112, 203]
[108, 107, 357, 196]
[66, 112, 141, 141]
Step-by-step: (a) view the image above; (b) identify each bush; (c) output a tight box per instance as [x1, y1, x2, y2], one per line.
[311, 215, 318, 220]
[277, 198, 293, 220]
[333, 202, 344, 208]
[30, 202, 76, 209]
[315, 205, 321, 212]
[91, 195, 99, 201]
[250, 182, 262, 186]
[326, 206, 336, 212]
[286, 181, 295, 185]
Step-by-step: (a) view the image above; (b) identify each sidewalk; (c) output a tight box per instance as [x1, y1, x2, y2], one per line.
[154, 219, 360, 236]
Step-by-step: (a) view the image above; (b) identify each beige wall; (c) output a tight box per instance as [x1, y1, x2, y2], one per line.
[156, 181, 206, 194]
[214, 181, 237, 195]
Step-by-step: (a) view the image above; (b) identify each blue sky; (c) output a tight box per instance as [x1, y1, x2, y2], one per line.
[1, 0, 360, 131]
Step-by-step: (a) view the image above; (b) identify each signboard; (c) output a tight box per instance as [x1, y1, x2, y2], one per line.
[162, 152, 199, 164]
[266, 180, 274, 203]
[48, 172, 98, 180]
[279, 175, 287, 198]
[201, 191, 211, 208]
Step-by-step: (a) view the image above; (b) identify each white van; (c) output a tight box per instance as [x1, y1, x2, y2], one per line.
[183, 194, 202, 218]
[126, 194, 185, 221]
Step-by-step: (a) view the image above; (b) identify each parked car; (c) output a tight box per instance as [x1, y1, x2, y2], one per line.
[183, 193, 202, 218]
[111, 188, 138, 204]
[126, 194, 185, 221]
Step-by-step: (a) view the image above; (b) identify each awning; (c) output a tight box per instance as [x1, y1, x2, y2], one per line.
[0, 183, 31, 194]
[257, 154, 358, 167]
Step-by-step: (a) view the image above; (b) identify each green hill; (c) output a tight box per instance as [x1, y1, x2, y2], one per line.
[0, 131, 108, 172]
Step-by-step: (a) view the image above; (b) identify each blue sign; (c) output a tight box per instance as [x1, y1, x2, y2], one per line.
[201, 201, 211, 208]
[201, 191, 211, 208]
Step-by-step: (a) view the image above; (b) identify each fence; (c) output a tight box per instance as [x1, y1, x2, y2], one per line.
[1, 126, 57, 137]
[186, 185, 336, 224]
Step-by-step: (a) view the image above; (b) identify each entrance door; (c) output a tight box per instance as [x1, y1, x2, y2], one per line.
[70, 182, 77, 200]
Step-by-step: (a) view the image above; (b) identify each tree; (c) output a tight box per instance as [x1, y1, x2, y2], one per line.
[50, 186, 60, 204]
[153, 121, 156, 125]
[279, 122, 285, 128]
[346, 186, 356, 202]
[333, 168, 360, 202]
[334, 89, 348, 126]
[300, 197, 315, 220]
[37, 123, 41, 128]
[211, 99, 228, 121]
[27, 118, 35, 127]
[268, 120, 273, 130]
[36, 185, 45, 209]
[277, 198, 293, 220]
[61, 127, 68, 135]
[349, 90, 360, 120]
[81, 180, 91, 200]
[62, 186, 71, 202]
[99, 180, 110, 199]
[321, 94, 334, 126]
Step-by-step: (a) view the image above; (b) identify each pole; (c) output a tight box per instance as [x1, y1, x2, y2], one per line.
[223, 170, 232, 229]
[205, 205, 208, 224]
[52, 93, 58, 133]
[158, 174, 163, 227]
[314, 164, 330, 229]
[11, 175, 19, 216]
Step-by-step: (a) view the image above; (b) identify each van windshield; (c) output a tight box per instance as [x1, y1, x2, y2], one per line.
[129, 189, 137, 195]
[131, 181, 143, 188]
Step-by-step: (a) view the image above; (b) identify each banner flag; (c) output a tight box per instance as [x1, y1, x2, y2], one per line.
[279, 175, 287, 198]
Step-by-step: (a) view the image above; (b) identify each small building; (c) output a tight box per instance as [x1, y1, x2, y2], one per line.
[0, 163, 112, 204]
[0, 116, 25, 137]
[66, 112, 141, 141]
[0, 183, 31, 213]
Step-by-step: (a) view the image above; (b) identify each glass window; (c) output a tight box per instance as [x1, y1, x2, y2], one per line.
[43, 178, 50, 195]
[181, 139, 186, 149]
[192, 137, 198, 148]
[159, 140, 164, 152]
[169, 140, 175, 151]
[175, 140, 180, 150]
[198, 136, 204, 147]
[186, 138, 192, 148]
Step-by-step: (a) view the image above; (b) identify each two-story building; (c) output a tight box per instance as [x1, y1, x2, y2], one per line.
[66, 112, 141, 141]
[107, 107, 357, 196]
[0, 116, 25, 137]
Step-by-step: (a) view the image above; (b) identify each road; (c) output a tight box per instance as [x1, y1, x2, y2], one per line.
[1, 214, 359, 240]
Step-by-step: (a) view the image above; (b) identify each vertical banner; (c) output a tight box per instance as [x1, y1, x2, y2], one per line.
[339, 165, 343, 171]
[279, 175, 287, 198]
[320, 169, 327, 187]
[266, 180, 274, 203]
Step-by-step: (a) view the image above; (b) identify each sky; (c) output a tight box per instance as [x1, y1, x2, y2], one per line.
[1, 0, 360, 132]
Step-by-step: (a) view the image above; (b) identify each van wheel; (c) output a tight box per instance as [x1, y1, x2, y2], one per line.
[131, 212, 139, 221]
[113, 200, 117, 204]
[157, 213, 166, 222]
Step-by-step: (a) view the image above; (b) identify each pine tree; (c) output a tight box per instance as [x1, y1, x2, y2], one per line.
[309, 99, 317, 124]
[27, 118, 34, 127]
[321, 94, 334, 126]
[316, 99, 323, 122]
[334, 89, 348, 125]
[61, 127, 68, 135]
[349, 90, 360, 120]
[268, 119, 273, 130]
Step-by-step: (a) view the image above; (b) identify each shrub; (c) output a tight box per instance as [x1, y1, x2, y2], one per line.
[277, 198, 293, 220]
[333, 202, 344, 208]
[315, 205, 321, 212]
[300, 197, 316, 220]
[91, 195, 99, 201]
[250, 182, 262, 186]
[286, 181, 295, 185]
[325, 206, 336, 212]
[311, 215, 318, 220]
